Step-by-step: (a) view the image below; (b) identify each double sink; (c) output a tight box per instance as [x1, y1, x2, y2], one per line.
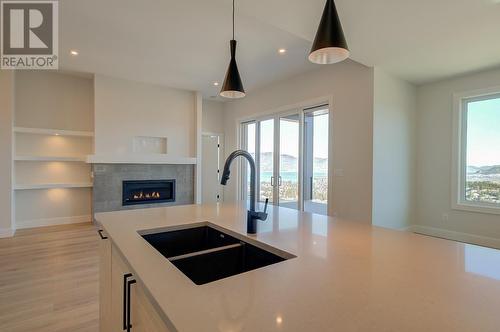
[141, 224, 294, 285]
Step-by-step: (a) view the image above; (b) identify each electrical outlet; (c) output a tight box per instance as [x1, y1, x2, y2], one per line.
[441, 213, 449, 222]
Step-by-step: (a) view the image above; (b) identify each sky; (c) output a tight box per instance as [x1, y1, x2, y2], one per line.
[258, 113, 329, 159]
[467, 96, 500, 167]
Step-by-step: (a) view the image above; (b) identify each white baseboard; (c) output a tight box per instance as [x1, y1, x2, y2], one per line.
[0, 228, 15, 238]
[15, 215, 92, 229]
[409, 225, 500, 249]
[394, 225, 413, 232]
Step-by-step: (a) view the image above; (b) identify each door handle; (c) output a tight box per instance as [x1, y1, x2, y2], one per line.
[278, 175, 282, 186]
[127, 279, 137, 332]
[310, 176, 313, 198]
[97, 229, 108, 239]
[270, 176, 275, 186]
[123, 273, 133, 330]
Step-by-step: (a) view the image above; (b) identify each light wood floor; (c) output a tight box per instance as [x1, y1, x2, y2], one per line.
[0, 223, 100, 332]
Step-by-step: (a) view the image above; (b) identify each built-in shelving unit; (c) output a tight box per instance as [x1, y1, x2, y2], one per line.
[13, 71, 94, 229]
[14, 127, 94, 137]
[14, 155, 87, 162]
[86, 154, 197, 165]
[14, 183, 93, 190]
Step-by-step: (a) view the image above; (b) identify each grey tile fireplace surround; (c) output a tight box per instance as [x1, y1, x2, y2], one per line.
[92, 164, 194, 214]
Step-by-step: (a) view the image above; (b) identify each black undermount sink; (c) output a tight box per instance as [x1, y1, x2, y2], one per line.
[141, 225, 292, 285]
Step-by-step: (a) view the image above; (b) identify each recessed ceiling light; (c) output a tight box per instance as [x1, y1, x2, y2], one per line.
[70, 50, 79, 56]
[54, 133, 60, 136]
[213, 82, 219, 86]
[278, 48, 286, 54]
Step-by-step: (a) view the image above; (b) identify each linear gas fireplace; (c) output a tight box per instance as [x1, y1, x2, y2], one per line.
[122, 180, 175, 206]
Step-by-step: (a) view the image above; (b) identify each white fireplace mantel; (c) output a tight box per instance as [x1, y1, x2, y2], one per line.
[86, 154, 197, 165]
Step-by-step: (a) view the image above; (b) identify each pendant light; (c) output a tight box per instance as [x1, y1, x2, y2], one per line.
[220, 0, 245, 98]
[309, 0, 349, 65]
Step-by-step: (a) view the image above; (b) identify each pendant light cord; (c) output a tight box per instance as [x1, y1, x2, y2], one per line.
[232, 0, 235, 40]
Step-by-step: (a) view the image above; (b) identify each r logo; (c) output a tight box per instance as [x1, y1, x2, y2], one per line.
[2, 1, 53, 54]
[1, 1, 58, 69]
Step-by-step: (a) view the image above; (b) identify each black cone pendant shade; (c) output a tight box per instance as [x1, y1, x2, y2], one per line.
[309, 0, 349, 65]
[220, 39, 245, 98]
[220, 0, 245, 98]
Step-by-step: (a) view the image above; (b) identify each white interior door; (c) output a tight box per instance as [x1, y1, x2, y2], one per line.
[202, 134, 222, 203]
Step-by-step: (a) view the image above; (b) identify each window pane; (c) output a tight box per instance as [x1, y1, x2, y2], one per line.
[279, 115, 300, 210]
[465, 96, 500, 205]
[312, 113, 329, 203]
[245, 123, 256, 200]
[303, 109, 328, 215]
[259, 119, 274, 203]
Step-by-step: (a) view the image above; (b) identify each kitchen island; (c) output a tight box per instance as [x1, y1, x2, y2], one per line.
[96, 203, 500, 332]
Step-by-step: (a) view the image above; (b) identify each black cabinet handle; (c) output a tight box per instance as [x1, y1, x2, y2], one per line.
[127, 279, 137, 332]
[97, 229, 108, 239]
[123, 273, 133, 330]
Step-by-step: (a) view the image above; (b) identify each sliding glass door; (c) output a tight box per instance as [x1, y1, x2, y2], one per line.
[241, 105, 329, 215]
[303, 107, 329, 215]
[241, 122, 256, 201]
[259, 119, 275, 203]
[278, 114, 300, 210]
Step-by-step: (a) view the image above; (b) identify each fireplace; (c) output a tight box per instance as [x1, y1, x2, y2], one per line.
[122, 180, 175, 206]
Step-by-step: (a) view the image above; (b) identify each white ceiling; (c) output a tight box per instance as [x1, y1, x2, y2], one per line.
[59, 0, 500, 97]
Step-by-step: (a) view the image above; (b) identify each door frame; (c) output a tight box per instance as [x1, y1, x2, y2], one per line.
[201, 132, 224, 202]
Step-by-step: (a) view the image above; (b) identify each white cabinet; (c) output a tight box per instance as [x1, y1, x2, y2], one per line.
[99, 235, 171, 332]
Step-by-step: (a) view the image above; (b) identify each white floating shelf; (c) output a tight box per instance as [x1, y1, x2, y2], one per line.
[14, 155, 87, 162]
[86, 154, 198, 165]
[14, 127, 94, 137]
[14, 183, 93, 190]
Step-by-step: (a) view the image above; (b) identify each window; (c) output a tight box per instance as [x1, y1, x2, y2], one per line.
[453, 89, 500, 213]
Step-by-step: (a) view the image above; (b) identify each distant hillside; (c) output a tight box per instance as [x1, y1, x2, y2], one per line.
[467, 165, 500, 175]
[259, 152, 327, 172]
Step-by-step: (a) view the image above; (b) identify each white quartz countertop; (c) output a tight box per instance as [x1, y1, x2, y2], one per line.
[95, 203, 500, 332]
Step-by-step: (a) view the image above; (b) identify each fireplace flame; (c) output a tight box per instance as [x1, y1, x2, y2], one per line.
[132, 191, 161, 200]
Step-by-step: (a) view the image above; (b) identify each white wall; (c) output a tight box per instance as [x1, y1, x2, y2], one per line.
[202, 100, 225, 134]
[15, 189, 91, 229]
[372, 68, 417, 230]
[15, 71, 94, 131]
[0, 71, 14, 237]
[222, 60, 374, 223]
[416, 68, 500, 246]
[94, 75, 196, 157]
